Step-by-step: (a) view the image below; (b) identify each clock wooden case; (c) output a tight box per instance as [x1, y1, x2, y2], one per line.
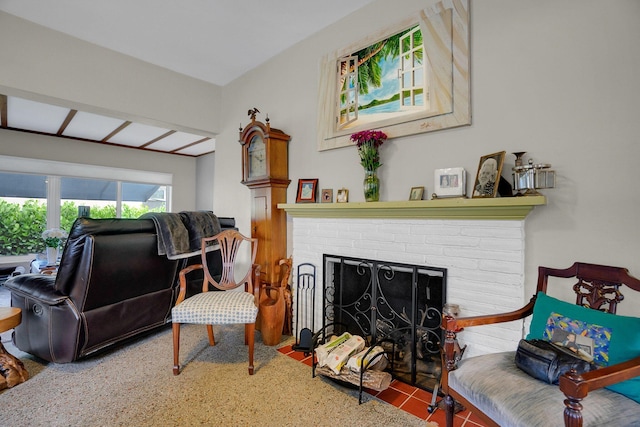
[240, 115, 290, 288]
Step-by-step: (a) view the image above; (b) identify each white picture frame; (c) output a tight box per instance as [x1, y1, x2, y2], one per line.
[434, 167, 466, 198]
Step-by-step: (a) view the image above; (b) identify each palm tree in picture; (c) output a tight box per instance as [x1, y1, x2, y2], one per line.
[338, 24, 424, 127]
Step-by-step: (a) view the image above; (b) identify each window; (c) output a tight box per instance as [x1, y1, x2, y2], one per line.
[0, 156, 171, 257]
[399, 26, 425, 110]
[337, 55, 359, 129]
[0, 172, 48, 256]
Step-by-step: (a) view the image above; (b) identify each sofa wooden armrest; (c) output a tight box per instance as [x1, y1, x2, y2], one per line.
[441, 262, 640, 427]
[560, 355, 640, 425]
[442, 301, 535, 372]
[444, 301, 536, 331]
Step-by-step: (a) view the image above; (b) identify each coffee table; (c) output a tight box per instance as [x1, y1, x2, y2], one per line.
[0, 307, 21, 335]
[0, 307, 22, 355]
[0, 307, 29, 387]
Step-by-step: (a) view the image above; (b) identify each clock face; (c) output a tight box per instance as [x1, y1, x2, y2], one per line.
[248, 134, 266, 178]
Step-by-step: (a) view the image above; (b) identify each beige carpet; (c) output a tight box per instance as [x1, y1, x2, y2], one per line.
[0, 323, 426, 426]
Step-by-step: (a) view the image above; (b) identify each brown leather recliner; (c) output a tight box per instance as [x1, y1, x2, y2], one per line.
[4, 215, 235, 363]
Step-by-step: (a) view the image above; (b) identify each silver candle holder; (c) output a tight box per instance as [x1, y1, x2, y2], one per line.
[512, 152, 555, 196]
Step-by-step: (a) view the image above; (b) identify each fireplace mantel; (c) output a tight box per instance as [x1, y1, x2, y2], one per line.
[279, 195, 545, 220]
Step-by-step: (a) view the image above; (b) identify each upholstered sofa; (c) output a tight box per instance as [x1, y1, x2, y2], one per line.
[3, 214, 235, 363]
[441, 262, 640, 427]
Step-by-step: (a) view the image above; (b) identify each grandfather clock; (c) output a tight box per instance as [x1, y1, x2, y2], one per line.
[240, 109, 290, 287]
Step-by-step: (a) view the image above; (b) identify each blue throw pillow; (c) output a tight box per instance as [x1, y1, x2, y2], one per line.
[528, 291, 640, 403]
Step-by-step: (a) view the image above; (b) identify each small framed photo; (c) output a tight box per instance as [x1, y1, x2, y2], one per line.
[336, 188, 349, 203]
[409, 186, 425, 201]
[434, 167, 466, 198]
[472, 151, 506, 198]
[296, 179, 319, 203]
[321, 188, 333, 203]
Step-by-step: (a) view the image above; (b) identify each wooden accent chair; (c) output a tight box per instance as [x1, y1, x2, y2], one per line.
[441, 262, 640, 427]
[172, 229, 259, 375]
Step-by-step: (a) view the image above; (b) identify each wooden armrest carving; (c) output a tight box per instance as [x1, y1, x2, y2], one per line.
[444, 300, 536, 331]
[249, 264, 261, 305]
[560, 355, 640, 398]
[176, 264, 203, 305]
[442, 323, 467, 371]
[560, 355, 640, 426]
[441, 298, 536, 372]
[179, 264, 203, 277]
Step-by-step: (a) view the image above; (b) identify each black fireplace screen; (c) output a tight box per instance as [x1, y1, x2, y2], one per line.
[323, 254, 447, 391]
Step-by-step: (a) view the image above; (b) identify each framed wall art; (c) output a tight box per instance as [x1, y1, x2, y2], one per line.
[316, 0, 470, 151]
[472, 152, 506, 198]
[296, 179, 319, 203]
[321, 188, 333, 203]
[336, 188, 349, 203]
[434, 167, 466, 198]
[409, 186, 425, 201]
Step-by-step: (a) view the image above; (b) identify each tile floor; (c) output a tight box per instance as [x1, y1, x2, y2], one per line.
[277, 343, 487, 427]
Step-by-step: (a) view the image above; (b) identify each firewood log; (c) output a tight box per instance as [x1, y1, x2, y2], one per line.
[315, 365, 392, 391]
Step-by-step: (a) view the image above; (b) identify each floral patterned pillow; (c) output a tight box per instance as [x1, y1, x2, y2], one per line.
[543, 312, 612, 366]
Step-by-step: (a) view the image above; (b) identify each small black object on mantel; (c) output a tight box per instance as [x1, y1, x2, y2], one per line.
[498, 176, 514, 197]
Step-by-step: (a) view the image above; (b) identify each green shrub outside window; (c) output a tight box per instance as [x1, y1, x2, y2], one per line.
[0, 199, 163, 256]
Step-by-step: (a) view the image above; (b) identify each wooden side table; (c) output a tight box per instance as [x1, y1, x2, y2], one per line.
[0, 307, 29, 389]
[0, 307, 21, 335]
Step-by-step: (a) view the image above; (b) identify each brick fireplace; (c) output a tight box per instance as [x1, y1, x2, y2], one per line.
[281, 197, 545, 359]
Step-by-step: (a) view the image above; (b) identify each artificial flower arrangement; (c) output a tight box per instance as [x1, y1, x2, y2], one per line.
[350, 129, 388, 171]
[42, 228, 68, 248]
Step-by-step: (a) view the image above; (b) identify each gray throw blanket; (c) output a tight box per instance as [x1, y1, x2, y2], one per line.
[140, 211, 221, 260]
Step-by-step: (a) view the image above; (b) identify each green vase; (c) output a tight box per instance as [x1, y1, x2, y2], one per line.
[363, 170, 380, 202]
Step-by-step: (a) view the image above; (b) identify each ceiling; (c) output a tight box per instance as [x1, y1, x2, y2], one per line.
[0, 94, 217, 156]
[0, 0, 376, 157]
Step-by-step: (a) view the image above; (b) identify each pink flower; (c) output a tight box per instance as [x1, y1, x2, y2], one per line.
[350, 130, 387, 171]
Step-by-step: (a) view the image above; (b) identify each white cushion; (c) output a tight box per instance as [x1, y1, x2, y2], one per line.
[172, 291, 258, 324]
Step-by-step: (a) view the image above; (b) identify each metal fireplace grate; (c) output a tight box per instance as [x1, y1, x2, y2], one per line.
[322, 254, 447, 391]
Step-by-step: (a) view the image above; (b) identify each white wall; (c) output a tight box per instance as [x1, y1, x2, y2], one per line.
[214, 0, 640, 311]
[196, 153, 215, 211]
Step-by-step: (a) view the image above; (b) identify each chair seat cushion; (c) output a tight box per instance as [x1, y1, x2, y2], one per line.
[172, 291, 258, 324]
[449, 351, 639, 427]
